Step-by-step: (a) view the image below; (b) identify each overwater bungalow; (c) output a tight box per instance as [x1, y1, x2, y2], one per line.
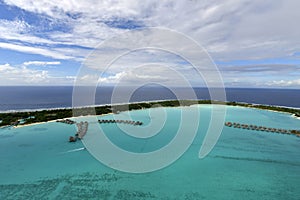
[224, 121, 299, 137]
[69, 136, 77, 142]
[225, 122, 232, 127]
[57, 119, 76, 124]
[97, 119, 143, 126]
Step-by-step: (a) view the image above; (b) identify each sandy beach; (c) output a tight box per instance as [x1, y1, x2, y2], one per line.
[13, 119, 58, 129]
[13, 112, 114, 129]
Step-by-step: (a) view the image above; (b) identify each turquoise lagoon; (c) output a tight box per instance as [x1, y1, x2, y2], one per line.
[0, 105, 299, 199]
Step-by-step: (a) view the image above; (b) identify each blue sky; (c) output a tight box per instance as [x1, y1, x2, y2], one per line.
[0, 0, 299, 88]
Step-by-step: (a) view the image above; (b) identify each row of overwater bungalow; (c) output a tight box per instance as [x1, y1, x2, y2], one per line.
[69, 121, 88, 142]
[56, 119, 76, 124]
[225, 122, 300, 136]
[98, 119, 143, 126]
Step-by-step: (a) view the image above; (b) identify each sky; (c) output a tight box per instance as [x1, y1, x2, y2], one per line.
[0, 0, 299, 88]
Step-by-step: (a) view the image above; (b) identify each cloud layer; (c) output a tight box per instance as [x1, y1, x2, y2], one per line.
[0, 0, 299, 87]
[0, 62, 74, 85]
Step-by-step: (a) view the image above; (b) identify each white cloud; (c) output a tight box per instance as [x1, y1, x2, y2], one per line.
[0, 0, 300, 87]
[0, 63, 74, 85]
[2, 0, 137, 48]
[0, 19, 89, 61]
[2, 0, 300, 61]
[266, 79, 300, 87]
[3, 0, 139, 20]
[0, 63, 49, 84]
[98, 70, 167, 85]
[23, 61, 61, 66]
[98, 72, 124, 84]
[0, 19, 56, 45]
[0, 42, 76, 60]
[66, 76, 76, 79]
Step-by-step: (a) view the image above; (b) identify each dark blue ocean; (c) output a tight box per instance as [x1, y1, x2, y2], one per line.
[0, 86, 299, 111]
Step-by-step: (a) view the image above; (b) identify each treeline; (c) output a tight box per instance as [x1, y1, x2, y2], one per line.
[0, 109, 72, 126]
[112, 100, 210, 111]
[0, 100, 299, 127]
[226, 101, 300, 117]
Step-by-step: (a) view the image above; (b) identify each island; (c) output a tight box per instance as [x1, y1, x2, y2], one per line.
[0, 100, 299, 137]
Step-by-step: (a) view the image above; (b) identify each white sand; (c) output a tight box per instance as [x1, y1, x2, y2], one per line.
[14, 119, 57, 128]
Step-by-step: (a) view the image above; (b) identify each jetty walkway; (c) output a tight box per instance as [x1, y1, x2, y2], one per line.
[98, 119, 143, 126]
[225, 122, 300, 137]
[69, 121, 88, 142]
[67, 119, 143, 142]
[56, 119, 76, 125]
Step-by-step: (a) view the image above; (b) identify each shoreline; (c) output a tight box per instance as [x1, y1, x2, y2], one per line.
[2, 102, 299, 138]
[1, 99, 299, 114]
[0, 100, 299, 128]
[0, 99, 180, 114]
[13, 120, 57, 129]
[12, 113, 114, 129]
[234, 105, 300, 120]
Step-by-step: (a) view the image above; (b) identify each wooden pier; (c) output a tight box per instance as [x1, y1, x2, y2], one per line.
[225, 122, 300, 137]
[56, 119, 76, 124]
[76, 121, 88, 139]
[98, 119, 143, 126]
[69, 121, 88, 142]
[68, 119, 143, 142]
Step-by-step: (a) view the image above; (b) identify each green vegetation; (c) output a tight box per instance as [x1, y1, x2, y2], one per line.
[0, 100, 299, 127]
[0, 109, 72, 126]
[225, 101, 300, 116]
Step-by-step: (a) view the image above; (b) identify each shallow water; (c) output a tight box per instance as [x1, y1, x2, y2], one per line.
[0, 105, 299, 199]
